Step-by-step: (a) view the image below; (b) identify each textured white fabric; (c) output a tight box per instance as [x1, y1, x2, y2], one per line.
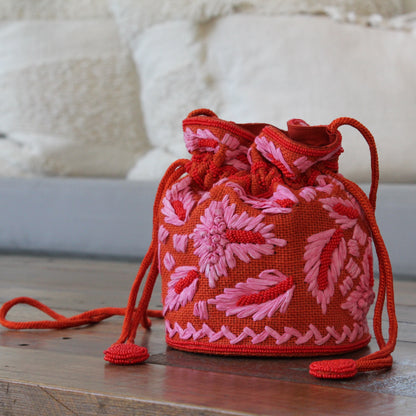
[206, 15, 416, 183]
[1, 0, 414, 181]
[0, 5, 147, 177]
[110, 0, 416, 182]
[0, 0, 111, 19]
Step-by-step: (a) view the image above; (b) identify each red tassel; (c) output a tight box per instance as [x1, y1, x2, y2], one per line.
[104, 343, 149, 365]
[309, 359, 358, 379]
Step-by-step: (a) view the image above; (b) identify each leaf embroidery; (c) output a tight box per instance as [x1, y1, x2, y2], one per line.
[208, 269, 295, 320]
[304, 228, 347, 314]
[162, 176, 196, 226]
[163, 266, 200, 314]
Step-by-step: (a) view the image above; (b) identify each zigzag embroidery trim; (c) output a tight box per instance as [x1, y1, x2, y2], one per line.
[165, 320, 368, 346]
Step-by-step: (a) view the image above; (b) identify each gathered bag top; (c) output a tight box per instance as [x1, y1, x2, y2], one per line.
[0, 109, 397, 380]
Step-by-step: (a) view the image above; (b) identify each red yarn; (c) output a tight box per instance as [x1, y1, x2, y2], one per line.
[237, 277, 294, 306]
[174, 270, 199, 294]
[317, 229, 344, 290]
[333, 203, 359, 219]
[225, 229, 266, 244]
[309, 359, 358, 379]
[104, 343, 149, 365]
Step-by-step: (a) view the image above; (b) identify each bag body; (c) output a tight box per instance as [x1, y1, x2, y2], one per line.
[160, 110, 374, 357]
[0, 109, 397, 379]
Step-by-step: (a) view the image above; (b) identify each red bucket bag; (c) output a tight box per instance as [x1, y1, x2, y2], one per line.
[0, 109, 397, 379]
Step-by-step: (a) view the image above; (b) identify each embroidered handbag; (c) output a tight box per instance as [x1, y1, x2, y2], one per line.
[0, 109, 397, 379]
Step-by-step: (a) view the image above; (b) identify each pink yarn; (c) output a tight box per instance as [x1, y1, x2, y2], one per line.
[304, 229, 347, 314]
[163, 266, 200, 314]
[208, 269, 295, 320]
[191, 195, 287, 288]
[161, 177, 196, 226]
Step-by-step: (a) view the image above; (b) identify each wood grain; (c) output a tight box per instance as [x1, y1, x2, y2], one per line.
[0, 255, 415, 415]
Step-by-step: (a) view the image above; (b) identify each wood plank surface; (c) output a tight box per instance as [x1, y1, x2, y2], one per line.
[0, 255, 415, 415]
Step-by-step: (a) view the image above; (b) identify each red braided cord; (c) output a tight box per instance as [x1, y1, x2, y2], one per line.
[114, 160, 187, 344]
[328, 117, 379, 209]
[0, 296, 125, 329]
[311, 118, 396, 378]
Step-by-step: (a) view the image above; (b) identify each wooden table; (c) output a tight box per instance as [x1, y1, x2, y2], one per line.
[0, 255, 415, 415]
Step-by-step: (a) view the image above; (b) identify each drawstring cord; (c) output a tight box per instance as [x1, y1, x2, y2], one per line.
[0, 159, 187, 364]
[309, 118, 397, 379]
[103, 158, 187, 364]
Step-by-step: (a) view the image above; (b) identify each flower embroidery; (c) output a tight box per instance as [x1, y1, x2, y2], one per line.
[193, 300, 209, 320]
[225, 182, 298, 214]
[191, 195, 287, 288]
[163, 266, 200, 314]
[173, 234, 189, 253]
[255, 135, 295, 178]
[162, 177, 196, 226]
[163, 252, 175, 272]
[339, 258, 361, 296]
[341, 275, 375, 323]
[320, 196, 362, 229]
[304, 228, 347, 314]
[158, 225, 169, 244]
[184, 128, 250, 171]
[298, 175, 335, 202]
[208, 269, 295, 320]
[184, 128, 220, 153]
[293, 147, 342, 173]
[254, 185, 299, 214]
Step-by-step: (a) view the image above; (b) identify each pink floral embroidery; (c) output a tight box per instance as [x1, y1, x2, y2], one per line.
[158, 225, 169, 244]
[208, 269, 295, 320]
[163, 266, 200, 314]
[341, 274, 375, 323]
[197, 189, 211, 206]
[304, 228, 347, 314]
[255, 135, 295, 178]
[299, 175, 335, 202]
[341, 238, 373, 300]
[225, 182, 298, 214]
[347, 239, 360, 257]
[346, 257, 361, 280]
[347, 224, 368, 257]
[362, 239, 374, 287]
[320, 196, 362, 229]
[191, 195, 287, 288]
[251, 185, 299, 214]
[193, 300, 209, 320]
[184, 128, 250, 171]
[163, 252, 176, 272]
[184, 128, 220, 153]
[293, 147, 342, 173]
[173, 234, 189, 253]
[222, 134, 250, 171]
[352, 224, 368, 246]
[339, 258, 361, 296]
[162, 177, 196, 226]
[299, 187, 317, 202]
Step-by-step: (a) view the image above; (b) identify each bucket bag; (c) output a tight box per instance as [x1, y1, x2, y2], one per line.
[0, 109, 397, 379]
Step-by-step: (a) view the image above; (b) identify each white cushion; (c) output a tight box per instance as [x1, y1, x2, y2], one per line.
[0, 4, 147, 177]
